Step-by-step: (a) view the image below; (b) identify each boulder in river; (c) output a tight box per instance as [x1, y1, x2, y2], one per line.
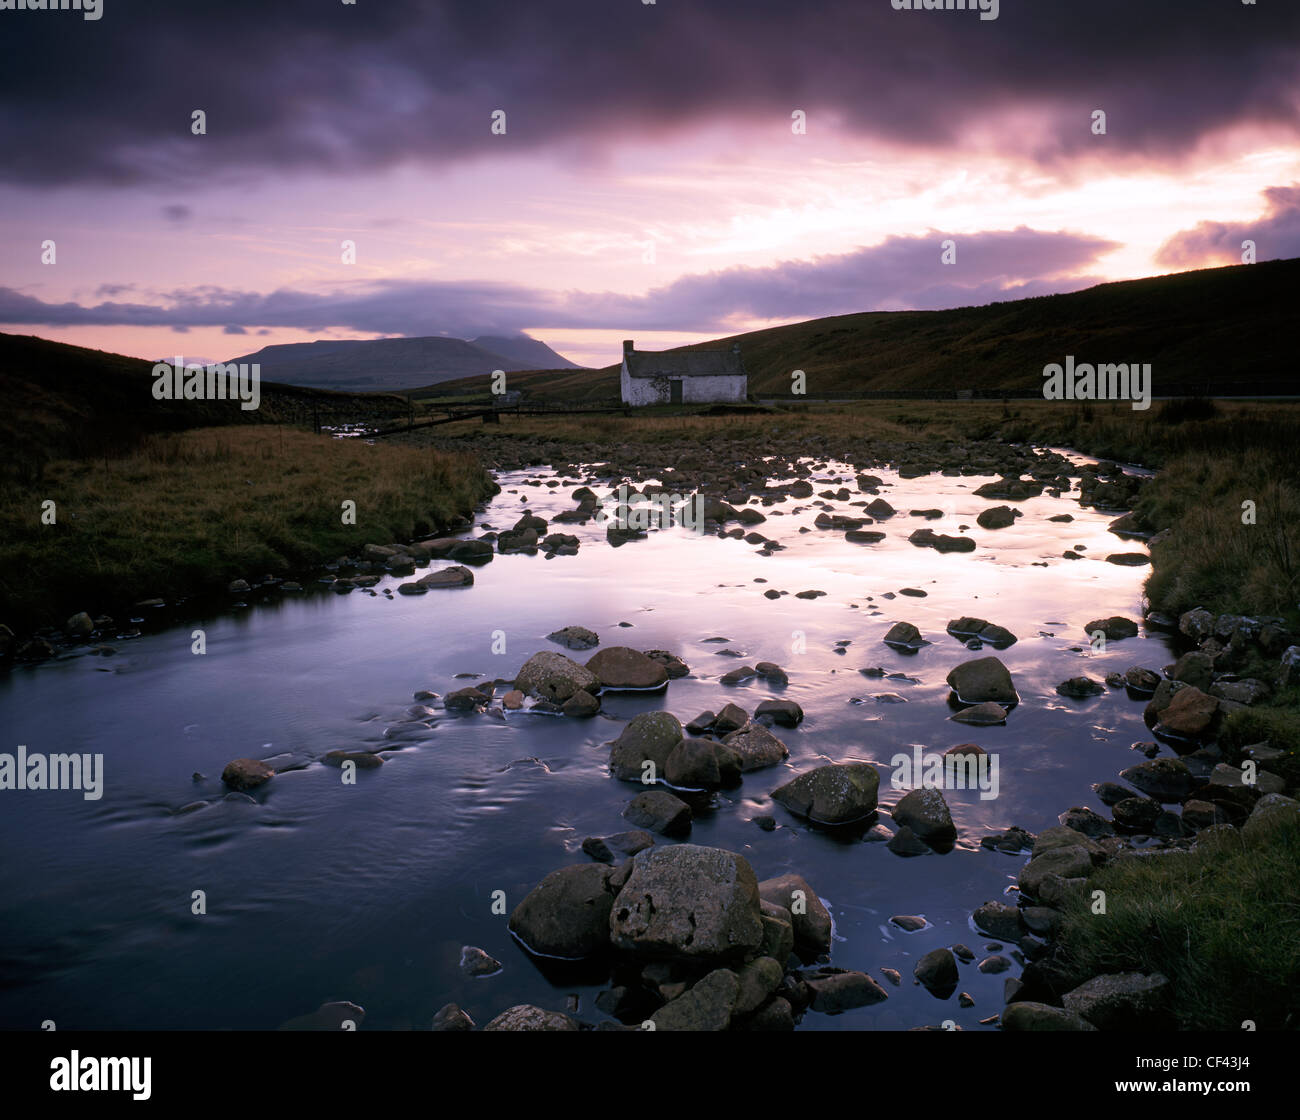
[221, 758, 274, 791]
[712, 702, 749, 733]
[946, 617, 1017, 647]
[1061, 972, 1170, 1030]
[650, 968, 740, 1031]
[751, 699, 801, 728]
[431, 1003, 475, 1031]
[1156, 686, 1220, 740]
[800, 967, 890, 1013]
[1084, 616, 1138, 641]
[1119, 758, 1195, 802]
[719, 722, 789, 771]
[972, 901, 1025, 942]
[608, 711, 685, 781]
[562, 689, 600, 718]
[1055, 676, 1105, 699]
[914, 948, 958, 994]
[883, 621, 927, 650]
[891, 787, 956, 842]
[887, 824, 931, 855]
[515, 650, 599, 702]
[586, 646, 668, 690]
[610, 845, 764, 963]
[771, 762, 880, 825]
[665, 737, 739, 790]
[976, 506, 1020, 529]
[947, 656, 1019, 706]
[909, 528, 976, 553]
[1112, 797, 1162, 831]
[66, 611, 94, 639]
[547, 625, 599, 650]
[420, 538, 494, 565]
[950, 702, 1007, 726]
[758, 873, 832, 959]
[1018, 844, 1093, 898]
[483, 1005, 580, 1031]
[1001, 1002, 1097, 1031]
[508, 863, 619, 959]
[623, 790, 693, 836]
[416, 565, 474, 589]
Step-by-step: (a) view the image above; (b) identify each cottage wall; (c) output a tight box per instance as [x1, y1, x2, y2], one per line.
[682, 374, 746, 403]
[620, 359, 747, 406]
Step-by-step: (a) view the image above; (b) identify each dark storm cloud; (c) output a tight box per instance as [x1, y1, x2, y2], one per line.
[0, 1, 1296, 187]
[0, 226, 1116, 334]
[1155, 184, 1300, 268]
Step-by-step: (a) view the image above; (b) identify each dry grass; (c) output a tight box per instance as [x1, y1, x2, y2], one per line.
[0, 426, 493, 630]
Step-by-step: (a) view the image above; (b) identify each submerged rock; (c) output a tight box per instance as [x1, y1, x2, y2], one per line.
[950, 701, 1007, 725]
[547, 625, 599, 650]
[1056, 676, 1105, 699]
[459, 945, 502, 977]
[221, 758, 274, 791]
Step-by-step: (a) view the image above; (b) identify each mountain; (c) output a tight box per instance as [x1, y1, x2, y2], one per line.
[228, 334, 581, 393]
[469, 335, 582, 372]
[422, 258, 1298, 402]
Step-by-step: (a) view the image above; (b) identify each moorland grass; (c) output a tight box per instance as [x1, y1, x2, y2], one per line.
[1054, 812, 1300, 1030]
[0, 425, 494, 631]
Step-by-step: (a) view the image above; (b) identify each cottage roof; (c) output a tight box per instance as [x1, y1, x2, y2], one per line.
[624, 346, 745, 378]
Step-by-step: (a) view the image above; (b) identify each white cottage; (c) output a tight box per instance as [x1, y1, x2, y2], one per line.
[620, 339, 748, 407]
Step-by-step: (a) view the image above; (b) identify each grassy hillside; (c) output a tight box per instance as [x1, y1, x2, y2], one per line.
[417, 258, 1297, 402]
[0, 332, 415, 475]
[0, 333, 495, 629]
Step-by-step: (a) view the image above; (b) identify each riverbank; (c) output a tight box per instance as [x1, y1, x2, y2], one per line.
[0, 425, 496, 640]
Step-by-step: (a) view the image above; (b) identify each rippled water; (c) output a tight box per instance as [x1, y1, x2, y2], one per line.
[0, 454, 1173, 1030]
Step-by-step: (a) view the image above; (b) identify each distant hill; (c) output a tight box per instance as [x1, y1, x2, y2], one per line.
[421, 258, 1298, 401]
[228, 333, 581, 393]
[0, 332, 413, 470]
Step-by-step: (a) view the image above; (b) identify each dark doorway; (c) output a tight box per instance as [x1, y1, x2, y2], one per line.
[669, 380, 683, 404]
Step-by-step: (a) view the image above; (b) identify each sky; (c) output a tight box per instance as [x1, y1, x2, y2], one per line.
[1, 0, 1298, 369]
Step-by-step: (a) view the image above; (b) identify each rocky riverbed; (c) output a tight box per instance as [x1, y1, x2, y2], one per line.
[2, 441, 1296, 1031]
